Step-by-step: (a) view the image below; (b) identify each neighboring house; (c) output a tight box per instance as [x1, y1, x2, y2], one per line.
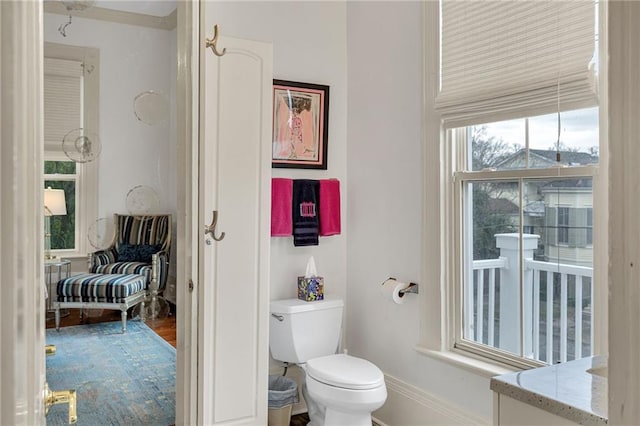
[495, 148, 599, 170]
[490, 149, 597, 266]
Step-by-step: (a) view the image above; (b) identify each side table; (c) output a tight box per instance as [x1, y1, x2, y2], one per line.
[45, 258, 71, 321]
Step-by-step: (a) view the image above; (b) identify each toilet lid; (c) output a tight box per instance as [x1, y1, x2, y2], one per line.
[306, 354, 384, 390]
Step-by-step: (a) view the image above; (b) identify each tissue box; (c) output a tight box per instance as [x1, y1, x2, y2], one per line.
[297, 276, 324, 301]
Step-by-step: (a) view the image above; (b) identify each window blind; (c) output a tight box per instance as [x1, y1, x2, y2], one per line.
[437, 1, 597, 128]
[44, 57, 83, 148]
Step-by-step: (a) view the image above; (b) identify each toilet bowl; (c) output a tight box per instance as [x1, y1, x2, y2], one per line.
[303, 354, 387, 426]
[269, 298, 387, 426]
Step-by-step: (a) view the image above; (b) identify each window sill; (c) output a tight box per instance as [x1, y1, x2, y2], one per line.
[414, 345, 518, 378]
[51, 253, 88, 262]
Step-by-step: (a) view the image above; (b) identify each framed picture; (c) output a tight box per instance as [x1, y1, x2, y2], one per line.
[272, 79, 329, 169]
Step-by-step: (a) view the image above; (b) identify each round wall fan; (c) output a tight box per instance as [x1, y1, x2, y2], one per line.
[125, 185, 160, 215]
[62, 128, 101, 163]
[133, 91, 169, 126]
[87, 217, 115, 250]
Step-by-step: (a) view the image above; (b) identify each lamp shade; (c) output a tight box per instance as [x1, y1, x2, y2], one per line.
[44, 188, 67, 216]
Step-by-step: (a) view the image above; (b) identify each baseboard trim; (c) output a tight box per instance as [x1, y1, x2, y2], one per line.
[372, 416, 390, 426]
[374, 374, 490, 426]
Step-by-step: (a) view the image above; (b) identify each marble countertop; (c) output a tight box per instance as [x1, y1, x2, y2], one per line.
[490, 356, 608, 425]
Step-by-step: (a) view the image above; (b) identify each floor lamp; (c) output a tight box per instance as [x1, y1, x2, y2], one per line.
[44, 188, 67, 260]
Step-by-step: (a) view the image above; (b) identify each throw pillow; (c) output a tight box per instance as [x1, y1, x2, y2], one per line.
[136, 244, 163, 263]
[117, 243, 138, 262]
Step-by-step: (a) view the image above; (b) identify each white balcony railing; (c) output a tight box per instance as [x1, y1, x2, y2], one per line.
[468, 233, 593, 365]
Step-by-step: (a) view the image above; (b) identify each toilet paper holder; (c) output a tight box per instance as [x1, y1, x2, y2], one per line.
[400, 282, 419, 295]
[384, 277, 419, 296]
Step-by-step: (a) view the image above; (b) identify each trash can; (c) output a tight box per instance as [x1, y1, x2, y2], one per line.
[268, 375, 299, 426]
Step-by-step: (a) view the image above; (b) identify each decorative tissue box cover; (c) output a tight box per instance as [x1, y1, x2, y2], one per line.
[297, 276, 324, 301]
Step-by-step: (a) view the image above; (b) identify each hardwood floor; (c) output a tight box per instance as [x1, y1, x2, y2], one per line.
[45, 307, 177, 347]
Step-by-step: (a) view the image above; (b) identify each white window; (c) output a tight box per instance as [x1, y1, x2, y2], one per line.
[436, 1, 604, 368]
[43, 43, 99, 258]
[452, 108, 598, 367]
[557, 207, 570, 245]
[586, 208, 593, 246]
[44, 157, 79, 251]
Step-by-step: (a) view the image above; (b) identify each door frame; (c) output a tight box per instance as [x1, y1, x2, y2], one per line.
[0, 1, 199, 424]
[0, 1, 46, 424]
[176, 0, 199, 424]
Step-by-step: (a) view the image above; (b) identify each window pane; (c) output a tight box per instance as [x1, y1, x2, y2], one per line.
[528, 107, 599, 165]
[539, 178, 594, 264]
[44, 180, 75, 250]
[463, 178, 593, 364]
[45, 160, 76, 174]
[469, 181, 520, 259]
[525, 178, 593, 364]
[468, 107, 598, 171]
[463, 180, 520, 354]
[469, 121, 524, 171]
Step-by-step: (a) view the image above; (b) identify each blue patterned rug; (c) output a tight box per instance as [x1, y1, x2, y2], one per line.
[45, 320, 175, 426]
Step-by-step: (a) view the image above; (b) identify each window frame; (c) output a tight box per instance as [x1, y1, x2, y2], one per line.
[586, 207, 594, 246]
[452, 124, 598, 369]
[44, 156, 79, 252]
[44, 43, 99, 259]
[416, 0, 608, 375]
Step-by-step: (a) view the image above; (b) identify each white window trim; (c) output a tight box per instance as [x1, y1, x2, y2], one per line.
[44, 43, 99, 259]
[454, 136, 597, 368]
[44, 152, 81, 255]
[416, 0, 608, 375]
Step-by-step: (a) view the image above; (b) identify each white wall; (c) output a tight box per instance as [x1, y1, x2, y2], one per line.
[43, 14, 177, 231]
[211, 2, 348, 315]
[346, 2, 492, 423]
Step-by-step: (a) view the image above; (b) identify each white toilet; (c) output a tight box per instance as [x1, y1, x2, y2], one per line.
[269, 298, 387, 426]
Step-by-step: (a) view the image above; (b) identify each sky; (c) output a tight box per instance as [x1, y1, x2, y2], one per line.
[481, 107, 599, 154]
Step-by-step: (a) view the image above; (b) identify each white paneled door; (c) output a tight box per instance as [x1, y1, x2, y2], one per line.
[1, 1, 47, 424]
[198, 7, 273, 425]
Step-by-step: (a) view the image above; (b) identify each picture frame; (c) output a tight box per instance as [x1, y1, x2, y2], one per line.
[272, 79, 329, 169]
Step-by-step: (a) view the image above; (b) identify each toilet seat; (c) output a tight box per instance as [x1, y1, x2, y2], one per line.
[306, 354, 384, 390]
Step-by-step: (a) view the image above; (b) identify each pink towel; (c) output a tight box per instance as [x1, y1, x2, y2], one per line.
[271, 178, 293, 236]
[319, 179, 341, 236]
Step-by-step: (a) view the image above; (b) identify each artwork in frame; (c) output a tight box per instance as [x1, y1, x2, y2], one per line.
[272, 79, 329, 169]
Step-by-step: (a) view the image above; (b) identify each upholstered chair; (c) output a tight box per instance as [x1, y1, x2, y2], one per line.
[88, 214, 172, 298]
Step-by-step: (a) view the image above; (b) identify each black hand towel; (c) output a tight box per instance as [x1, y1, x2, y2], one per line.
[292, 179, 320, 246]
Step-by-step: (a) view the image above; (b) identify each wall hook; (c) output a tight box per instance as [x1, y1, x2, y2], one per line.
[205, 24, 227, 57]
[204, 210, 226, 242]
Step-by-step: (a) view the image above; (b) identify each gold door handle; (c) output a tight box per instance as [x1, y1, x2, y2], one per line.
[204, 210, 225, 242]
[44, 382, 77, 424]
[45, 345, 56, 356]
[205, 24, 226, 57]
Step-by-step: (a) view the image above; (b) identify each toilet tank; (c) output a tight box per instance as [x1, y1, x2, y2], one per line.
[269, 298, 344, 363]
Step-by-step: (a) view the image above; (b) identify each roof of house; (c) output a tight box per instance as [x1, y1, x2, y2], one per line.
[487, 197, 519, 214]
[528, 149, 598, 165]
[494, 148, 598, 169]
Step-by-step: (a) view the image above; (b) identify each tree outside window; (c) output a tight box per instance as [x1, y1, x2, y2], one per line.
[44, 160, 76, 251]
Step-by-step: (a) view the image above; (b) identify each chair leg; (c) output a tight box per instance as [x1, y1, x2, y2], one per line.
[55, 305, 60, 331]
[121, 309, 127, 333]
